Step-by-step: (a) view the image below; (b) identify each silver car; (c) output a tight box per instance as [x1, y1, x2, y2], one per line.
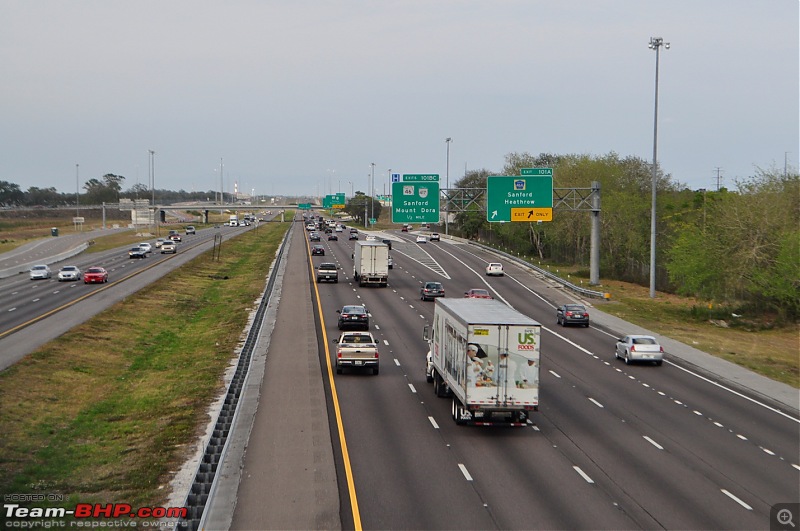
[615, 335, 664, 366]
[29, 264, 52, 280]
[57, 265, 82, 282]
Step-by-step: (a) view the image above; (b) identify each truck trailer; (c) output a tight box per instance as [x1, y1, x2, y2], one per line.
[424, 298, 541, 426]
[353, 241, 389, 287]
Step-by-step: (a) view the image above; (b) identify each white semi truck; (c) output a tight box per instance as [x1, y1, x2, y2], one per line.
[353, 241, 389, 287]
[424, 298, 541, 426]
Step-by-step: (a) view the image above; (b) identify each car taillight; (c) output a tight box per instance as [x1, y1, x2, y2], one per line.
[374, 350, 379, 359]
[630, 345, 636, 352]
[337, 350, 342, 358]
[660, 346, 664, 353]
[565, 311, 573, 316]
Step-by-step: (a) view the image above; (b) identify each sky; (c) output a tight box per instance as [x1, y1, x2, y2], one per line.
[1, 1, 798, 199]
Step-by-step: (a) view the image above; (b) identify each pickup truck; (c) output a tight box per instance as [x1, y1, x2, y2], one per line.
[316, 263, 339, 283]
[333, 331, 379, 375]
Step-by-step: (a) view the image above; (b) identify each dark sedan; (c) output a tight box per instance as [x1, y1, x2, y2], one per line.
[310, 232, 321, 242]
[337, 305, 369, 330]
[557, 304, 590, 327]
[328, 233, 338, 241]
[311, 245, 325, 256]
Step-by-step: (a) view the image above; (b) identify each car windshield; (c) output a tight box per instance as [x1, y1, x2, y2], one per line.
[32, 265, 47, 270]
[319, 264, 336, 270]
[566, 305, 585, 311]
[426, 283, 442, 289]
[61, 267, 77, 271]
[471, 290, 489, 296]
[87, 268, 103, 273]
[342, 306, 366, 314]
[341, 334, 373, 344]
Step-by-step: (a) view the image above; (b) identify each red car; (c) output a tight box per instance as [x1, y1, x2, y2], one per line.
[464, 288, 492, 299]
[83, 266, 108, 284]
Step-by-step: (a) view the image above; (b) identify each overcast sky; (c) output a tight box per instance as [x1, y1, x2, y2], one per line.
[2, 1, 797, 198]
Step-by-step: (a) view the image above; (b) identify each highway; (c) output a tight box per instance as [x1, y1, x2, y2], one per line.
[2, 216, 797, 529]
[227, 221, 798, 530]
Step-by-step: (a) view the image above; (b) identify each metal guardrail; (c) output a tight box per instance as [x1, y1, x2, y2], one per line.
[465, 239, 609, 299]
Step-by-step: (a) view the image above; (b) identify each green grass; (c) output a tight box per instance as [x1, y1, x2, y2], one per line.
[0, 223, 290, 510]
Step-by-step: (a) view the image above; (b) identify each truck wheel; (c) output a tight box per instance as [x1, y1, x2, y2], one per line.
[433, 373, 441, 396]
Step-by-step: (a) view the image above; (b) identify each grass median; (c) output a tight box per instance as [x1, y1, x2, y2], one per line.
[0, 221, 291, 509]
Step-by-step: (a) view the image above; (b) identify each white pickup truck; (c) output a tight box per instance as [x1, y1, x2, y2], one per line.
[333, 331, 379, 375]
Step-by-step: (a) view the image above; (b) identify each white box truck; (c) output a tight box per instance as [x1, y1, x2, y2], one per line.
[353, 241, 389, 287]
[229, 215, 239, 226]
[424, 298, 541, 426]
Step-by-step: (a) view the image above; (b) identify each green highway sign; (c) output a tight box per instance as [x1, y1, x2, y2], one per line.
[486, 173, 554, 223]
[392, 181, 440, 223]
[322, 193, 346, 209]
[298, 203, 311, 210]
[520, 168, 554, 176]
[402, 174, 439, 182]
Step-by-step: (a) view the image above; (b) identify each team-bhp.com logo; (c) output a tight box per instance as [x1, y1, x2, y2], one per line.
[5, 502, 188, 526]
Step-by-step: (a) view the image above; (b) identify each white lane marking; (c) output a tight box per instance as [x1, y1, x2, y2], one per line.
[549, 370, 562, 378]
[761, 447, 775, 456]
[458, 464, 474, 481]
[643, 436, 664, 450]
[384, 339, 389, 345]
[573, 466, 595, 484]
[668, 362, 800, 424]
[693, 410, 703, 416]
[8, 308, 16, 312]
[736, 434, 748, 441]
[32, 298, 40, 302]
[674, 400, 683, 405]
[642, 383, 650, 388]
[428, 416, 440, 429]
[721, 489, 752, 510]
[793, 464, 800, 471]
[393, 358, 400, 366]
[713, 421, 724, 428]
[588, 398, 604, 408]
[420, 314, 425, 319]
[408, 384, 417, 393]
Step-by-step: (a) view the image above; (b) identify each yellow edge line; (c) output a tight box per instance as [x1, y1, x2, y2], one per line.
[306, 233, 362, 530]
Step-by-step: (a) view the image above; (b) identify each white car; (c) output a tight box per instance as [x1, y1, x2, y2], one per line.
[29, 264, 52, 280]
[154, 238, 167, 248]
[137, 242, 153, 254]
[486, 263, 504, 276]
[615, 335, 664, 366]
[416, 235, 427, 244]
[160, 241, 177, 254]
[57, 265, 82, 282]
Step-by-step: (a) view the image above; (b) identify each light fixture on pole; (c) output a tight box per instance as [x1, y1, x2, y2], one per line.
[445, 137, 452, 235]
[648, 37, 669, 299]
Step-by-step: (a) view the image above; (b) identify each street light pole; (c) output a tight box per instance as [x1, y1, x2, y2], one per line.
[648, 37, 669, 299]
[445, 137, 452, 235]
[75, 164, 80, 230]
[370, 162, 375, 226]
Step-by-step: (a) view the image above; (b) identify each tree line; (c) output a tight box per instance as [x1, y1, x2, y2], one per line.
[0, 174, 223, 207]
[450, 152, 798, 322]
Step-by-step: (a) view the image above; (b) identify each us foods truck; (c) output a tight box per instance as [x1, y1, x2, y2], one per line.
[353, 241, 389, 287]
[423, 298, 541, 426]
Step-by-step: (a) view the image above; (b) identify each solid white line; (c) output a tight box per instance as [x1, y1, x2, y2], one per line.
[428, 416, 439, 429]
[549, 370, 562, 378]
[588, 398, 604, 408]
[721, 489, 752, 510]
[643, 435, 664, 450]
[792, 464, 800, 471]
[8, 308, 16, 312]
[573, 466, 595, 484]
[668, 361, 800, 424]
[458, 464, 474, 481]
[408, 384, 417, 393]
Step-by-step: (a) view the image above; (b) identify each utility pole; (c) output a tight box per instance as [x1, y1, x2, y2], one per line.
[714, 167, 723, 191]
[648, 36, 669, 299]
